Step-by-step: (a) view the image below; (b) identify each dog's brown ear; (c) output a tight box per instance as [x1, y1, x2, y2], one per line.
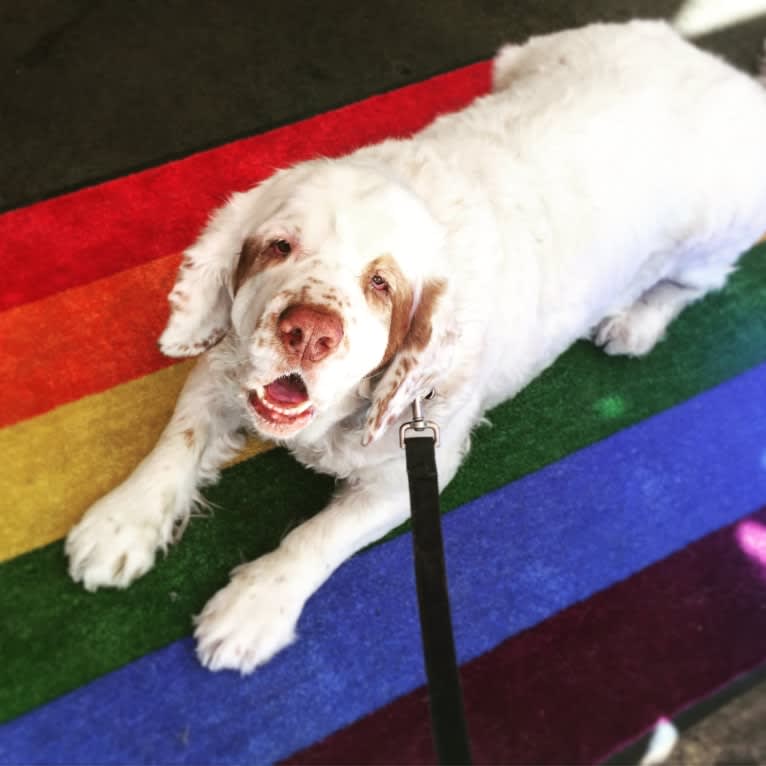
[158, 189, 262, 358]
[363, 278, 455, 445]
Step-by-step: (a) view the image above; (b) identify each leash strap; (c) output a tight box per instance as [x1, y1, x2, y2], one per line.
[403, 423, 472, 765]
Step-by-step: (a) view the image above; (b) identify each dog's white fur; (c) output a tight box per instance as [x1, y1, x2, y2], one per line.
[66, 21, 766, 673]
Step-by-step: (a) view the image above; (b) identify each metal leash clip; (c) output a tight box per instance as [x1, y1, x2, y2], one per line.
[399, 391, 440, 448]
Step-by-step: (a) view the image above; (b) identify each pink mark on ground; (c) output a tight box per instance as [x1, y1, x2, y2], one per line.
[736, 520, 766, 570]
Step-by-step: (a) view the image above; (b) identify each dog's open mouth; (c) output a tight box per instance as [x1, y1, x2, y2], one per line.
[248, 373, 315, 430]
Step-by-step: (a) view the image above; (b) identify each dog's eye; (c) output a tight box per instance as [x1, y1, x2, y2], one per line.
[270, 239, 292, 256]
[370, 274, 388, 291]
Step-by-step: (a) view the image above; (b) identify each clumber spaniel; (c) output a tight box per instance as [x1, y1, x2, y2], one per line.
[66, 21, 766, 673]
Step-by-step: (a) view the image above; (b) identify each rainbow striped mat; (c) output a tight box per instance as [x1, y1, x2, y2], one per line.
[2, 62, 766, 764]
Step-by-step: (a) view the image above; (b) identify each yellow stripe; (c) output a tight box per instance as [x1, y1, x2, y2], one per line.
[1, 364, 272, 563]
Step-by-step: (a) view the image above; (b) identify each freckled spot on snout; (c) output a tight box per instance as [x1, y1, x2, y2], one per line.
[321, 292, 342, 307]
[183, 428, 195, 448]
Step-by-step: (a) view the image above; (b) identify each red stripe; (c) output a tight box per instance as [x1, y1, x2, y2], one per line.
[0, 63, 490, 312]
[285, 507, 766, 765]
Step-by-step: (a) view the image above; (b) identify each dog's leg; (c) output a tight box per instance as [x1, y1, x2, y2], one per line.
[594, 280, 705, 356]
[66, 352, 244, 591]
[194, 410, 474, 674]
[593, 261, 736, 358]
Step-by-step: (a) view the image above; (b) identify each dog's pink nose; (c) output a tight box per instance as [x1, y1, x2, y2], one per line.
[278, 305, 344, 364]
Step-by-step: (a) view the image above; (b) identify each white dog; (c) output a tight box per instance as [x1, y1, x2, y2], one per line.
[66, 21, 766, 673]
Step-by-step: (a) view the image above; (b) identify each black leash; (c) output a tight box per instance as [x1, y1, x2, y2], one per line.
[401, 398, 472, 766]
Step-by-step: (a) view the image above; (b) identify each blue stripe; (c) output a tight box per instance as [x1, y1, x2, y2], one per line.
[2, 363, 766, 765]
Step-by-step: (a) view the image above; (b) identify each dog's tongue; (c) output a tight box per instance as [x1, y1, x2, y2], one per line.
[265, 374, 309, 404]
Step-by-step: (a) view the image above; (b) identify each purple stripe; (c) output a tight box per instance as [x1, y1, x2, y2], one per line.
[291, 506, 766, 764]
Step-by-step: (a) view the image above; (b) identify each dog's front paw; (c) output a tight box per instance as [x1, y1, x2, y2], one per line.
[66, 486, 177, 591]
[194, 551, 307, 674]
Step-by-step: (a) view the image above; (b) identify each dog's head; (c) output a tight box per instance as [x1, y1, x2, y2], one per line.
[160, 160, 455, 444]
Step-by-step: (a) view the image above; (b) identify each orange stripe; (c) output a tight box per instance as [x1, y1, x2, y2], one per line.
[1, 254, 181, 428]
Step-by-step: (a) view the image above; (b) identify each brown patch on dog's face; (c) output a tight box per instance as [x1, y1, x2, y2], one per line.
[234, 236, 294, 294]
[360, 255, 414, 370]
[403, 279, 445, 352]
[366, 279, 446, 434]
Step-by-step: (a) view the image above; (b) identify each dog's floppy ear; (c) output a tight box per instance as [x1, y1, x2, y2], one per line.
[363, 277, 455, 445]
[159, 189, 260, 357]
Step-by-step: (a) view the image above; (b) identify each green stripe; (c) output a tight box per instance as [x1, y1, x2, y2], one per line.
[1, 245, 765, 723]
